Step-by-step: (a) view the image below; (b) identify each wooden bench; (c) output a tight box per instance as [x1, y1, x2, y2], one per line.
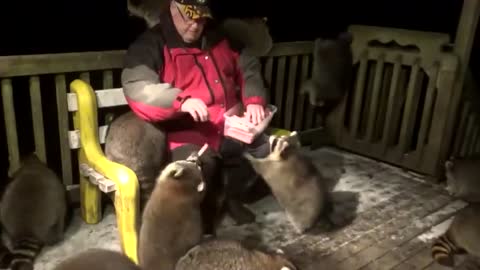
[52, 40, 318, 265]
[67, 81, 140, 263]
[66, 80, 294, 264]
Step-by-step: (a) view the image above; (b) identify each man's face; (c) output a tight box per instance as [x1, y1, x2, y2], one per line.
[170, 2, 207, 43]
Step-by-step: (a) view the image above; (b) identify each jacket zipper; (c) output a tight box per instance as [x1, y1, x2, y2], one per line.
[193, 55, 216, 104]
[208, 52, 229, 108]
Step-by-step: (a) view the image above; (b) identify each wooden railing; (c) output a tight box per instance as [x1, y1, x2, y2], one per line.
[1, 51, 126, 198]
[0, 41, 319, 201]
[0, 26, 472, 199]
[327, 25, 461, 179]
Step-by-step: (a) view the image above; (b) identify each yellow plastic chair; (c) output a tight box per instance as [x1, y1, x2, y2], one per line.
[69, 79, 139, 264]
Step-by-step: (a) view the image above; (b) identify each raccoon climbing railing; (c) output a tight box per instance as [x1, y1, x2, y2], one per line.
[327, 25, 461, 179]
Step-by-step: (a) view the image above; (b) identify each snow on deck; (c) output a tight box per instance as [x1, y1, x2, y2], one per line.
[33, 147, 468, 270]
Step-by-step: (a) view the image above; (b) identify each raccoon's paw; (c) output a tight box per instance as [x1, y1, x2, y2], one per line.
[160, 162, 185, 181]
[242, 151, 256, 162]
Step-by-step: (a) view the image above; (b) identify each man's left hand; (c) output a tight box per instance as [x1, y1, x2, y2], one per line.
[245, 104, 266, 125]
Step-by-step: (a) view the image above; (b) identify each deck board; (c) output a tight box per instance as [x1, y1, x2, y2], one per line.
[33, 147, 468, 270]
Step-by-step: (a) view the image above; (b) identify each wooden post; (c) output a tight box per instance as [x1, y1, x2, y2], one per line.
[440, 0, 480, 173]
[454, 0, 480, 82]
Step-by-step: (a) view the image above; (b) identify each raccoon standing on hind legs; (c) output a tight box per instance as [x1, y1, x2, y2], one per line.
[0, 153, 68, 270]
[243, 132, 334, 234]
[431, 203, 480, 267]
[138, 150, 207, 270]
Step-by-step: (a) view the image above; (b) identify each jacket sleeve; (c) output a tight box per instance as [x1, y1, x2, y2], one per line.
[233, 50, 268, 107]
[121, 29, 186, 122]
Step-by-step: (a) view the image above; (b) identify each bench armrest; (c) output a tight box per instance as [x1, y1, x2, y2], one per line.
[69, 79, 139, 196]
[69, 79, 139, 263]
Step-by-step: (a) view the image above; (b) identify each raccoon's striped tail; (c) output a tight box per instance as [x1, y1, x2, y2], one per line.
[431, 234, 459, 267]
[8, 238, 43, 270]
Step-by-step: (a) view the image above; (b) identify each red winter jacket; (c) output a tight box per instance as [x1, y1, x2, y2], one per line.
[121, 13, 267, 151]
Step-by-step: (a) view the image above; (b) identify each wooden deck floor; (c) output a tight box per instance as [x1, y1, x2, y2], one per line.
[216, 148, 468, 270]
[34, 147, 468, 270]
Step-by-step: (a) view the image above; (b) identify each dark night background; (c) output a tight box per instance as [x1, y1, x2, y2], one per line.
[0, 0, 476, 186]
[0, 0, 467, 59]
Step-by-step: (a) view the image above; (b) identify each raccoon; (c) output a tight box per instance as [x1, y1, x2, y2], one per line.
[432, 203, 480, 267]
[170, 144, 226, 235]
[444, 156, 480, 203]
[300, 32, 353, 108]
[454, 256, 480, 270]
[175, 238, 297, 270]
[104, 111, 168, 208]
[53, 248, 140, 270]
[243, 132, 331, 233]
[138, 157, 207, 270]
[127, 0, 168, 27]
[220, 17, 273, 57]
[0, 153, 68, 270]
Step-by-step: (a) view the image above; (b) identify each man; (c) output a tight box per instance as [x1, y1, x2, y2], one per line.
[120, 0, 272, 223]
[123, 0, 269, 154]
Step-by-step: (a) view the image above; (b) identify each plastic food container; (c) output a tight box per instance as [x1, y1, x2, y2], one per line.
[223, 103, 277, 144]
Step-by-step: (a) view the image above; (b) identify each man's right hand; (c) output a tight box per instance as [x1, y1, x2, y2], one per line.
[180, 98, 209, 122]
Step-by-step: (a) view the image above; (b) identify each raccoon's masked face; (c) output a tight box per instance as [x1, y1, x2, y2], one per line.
[243, 132, 301, 179]
[268, 131, 301, 158]
[159, 159, 206, 194]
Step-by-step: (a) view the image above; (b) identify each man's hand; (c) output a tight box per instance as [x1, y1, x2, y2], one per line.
[180, 98, 209, 122]
[245, 104, 266, 125]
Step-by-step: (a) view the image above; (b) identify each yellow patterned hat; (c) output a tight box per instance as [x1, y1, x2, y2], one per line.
[174, 0, 212, 20]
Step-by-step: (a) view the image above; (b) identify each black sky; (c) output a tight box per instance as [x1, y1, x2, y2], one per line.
[0, 0, 465, 56]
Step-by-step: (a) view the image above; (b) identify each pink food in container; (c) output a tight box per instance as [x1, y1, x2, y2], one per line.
[223, 103, 277, 144]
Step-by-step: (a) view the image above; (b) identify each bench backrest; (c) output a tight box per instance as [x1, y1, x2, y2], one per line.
[65, 42, 319, 152]
[67, 87, 126, 148]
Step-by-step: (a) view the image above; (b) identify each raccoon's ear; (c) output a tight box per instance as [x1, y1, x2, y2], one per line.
[170, 164, 185, 179]
[288, 131, 301, 147]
